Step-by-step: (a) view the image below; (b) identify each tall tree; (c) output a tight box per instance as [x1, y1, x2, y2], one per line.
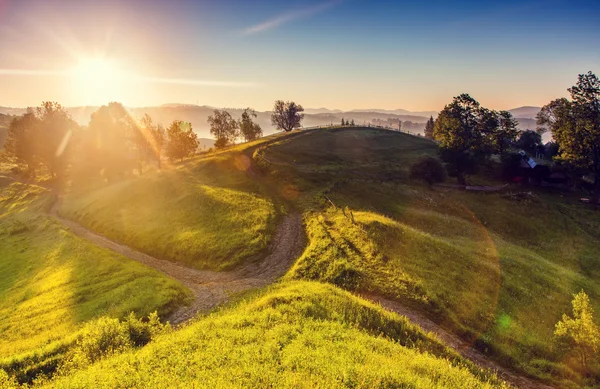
[433, 94, 490, 185]
[516, 129, 542, 155]
[85, 102, 136, 181]
[493, 110, 519, 155]
[4, 110, 39, 177]
[166, 120, 199, 161]
[271, 100, 304, 132]
[239, 108, 262, 142]
[424, 116, 435, 139]
[140, 114, 166, 170]
[208, 110, 239, 149]
[537, 72, 600, 201]
[35, 102, 77, 180]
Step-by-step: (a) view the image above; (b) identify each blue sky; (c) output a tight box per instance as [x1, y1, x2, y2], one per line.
[0, 0, 598, 110]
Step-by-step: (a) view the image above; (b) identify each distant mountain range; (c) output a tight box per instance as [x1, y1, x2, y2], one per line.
[0, 104, 543, 140]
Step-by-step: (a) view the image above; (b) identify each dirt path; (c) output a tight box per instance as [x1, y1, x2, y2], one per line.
[362, 293, 556, 389]
[49, 198, 305, 324]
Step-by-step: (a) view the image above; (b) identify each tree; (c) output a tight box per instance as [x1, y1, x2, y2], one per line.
[84, 102, 137, 181]
[517, 129, 542, 155]
[492, 111, 519, 155]
[140, 114, 166, 169]
[538, 72, 600, 202]
[410, 155, 446, 185]
[208, 110, 238, 149]
[4, 111, 39, 177]
[239, 108, 262, 142]
[398, 120, 403, 132]
[544, 141, 560, 160]
[341, 118, 345, 126]
[35, 102, 78, 180]
[433, 94, 490, 185]
[350, 119, 355, 126]
[166, 120, 199, 161]
[424, 116, 435, 139]
[271, 100, 304, 132]
[554, 290, 599, 370]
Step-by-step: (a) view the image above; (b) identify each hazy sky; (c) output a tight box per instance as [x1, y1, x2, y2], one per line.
[0, 0, 598, 111]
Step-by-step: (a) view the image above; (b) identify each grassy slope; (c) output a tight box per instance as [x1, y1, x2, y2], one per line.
[260, 127, 600, 386]
[0, 181, 190, 359]
[60, 149, 277, 271]
[44, 282, 508, 389]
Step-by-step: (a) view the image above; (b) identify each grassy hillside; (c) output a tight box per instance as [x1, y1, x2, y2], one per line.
[0, 113, 11, 148]
[0, 180, 190, 367]
[60, 150, 277, 271]
[39, 282, 508, 389]
[259, 127, 600, 387]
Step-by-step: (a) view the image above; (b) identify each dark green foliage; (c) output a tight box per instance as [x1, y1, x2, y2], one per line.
[538, 71, 600, 201]
[410, 155, 446, 185]
[517, 130, 542, 155]
[544, 141, 560, 160]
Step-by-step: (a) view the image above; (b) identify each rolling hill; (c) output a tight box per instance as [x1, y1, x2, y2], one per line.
[2, 126, 599, 388]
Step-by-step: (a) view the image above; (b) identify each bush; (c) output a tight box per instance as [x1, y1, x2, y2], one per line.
[410, 156, 446, 185]
[61, 313, 169, 373]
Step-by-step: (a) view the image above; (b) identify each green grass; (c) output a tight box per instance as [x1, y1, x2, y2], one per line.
[60, 150, 277, 271]
[0, 181, 190, 367]
[262, 128, 600, 387]
[41, 281, 509, 389]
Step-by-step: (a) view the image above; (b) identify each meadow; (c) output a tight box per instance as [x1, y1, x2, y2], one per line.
[258, 127, 600, 387]
[0, 180, 190, 381]
[37, 281, 509, 389]
[2, 126, 599, 388]
[60, 150, 277, 271]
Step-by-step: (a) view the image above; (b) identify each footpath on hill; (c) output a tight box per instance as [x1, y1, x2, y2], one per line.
[49, 197, 305, 324]
[364, 294, 556, 389]
[48, 194, 555, 389]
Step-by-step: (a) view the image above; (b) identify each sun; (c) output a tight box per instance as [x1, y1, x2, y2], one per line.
[69, 58, 127, 105]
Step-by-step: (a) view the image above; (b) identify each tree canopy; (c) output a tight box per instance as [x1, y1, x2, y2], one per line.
[554, 290, 599, 369]
[239, 108, 262, 142]
[208, 110, 239, 149]
[166, 120, 199, 161]
[433, 94, 520, 184]
[537, 71, 600, 200]
[424, 116, 435, 139]
[271, 100, 304, 132]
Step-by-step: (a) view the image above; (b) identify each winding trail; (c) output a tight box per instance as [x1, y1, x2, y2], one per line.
[363, 293, 556, 389]
[45, 183, 552, 388]
[49, 197, 305, 324]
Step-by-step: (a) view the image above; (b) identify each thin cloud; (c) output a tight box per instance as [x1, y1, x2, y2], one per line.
[0, 68, 257, 88]
[243, 0, 342, 36]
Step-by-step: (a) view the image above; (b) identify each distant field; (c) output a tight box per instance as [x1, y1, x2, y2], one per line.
[60, 150, 277, 271]
[0, 181, 190, 359]
[262, 127, 600, 387]
[43, 281, 508, 389]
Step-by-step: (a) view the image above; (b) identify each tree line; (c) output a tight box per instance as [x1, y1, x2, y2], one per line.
[427, 71, 599, 202]
[209, 100, 305, 149]
[3, 102, 199, 182]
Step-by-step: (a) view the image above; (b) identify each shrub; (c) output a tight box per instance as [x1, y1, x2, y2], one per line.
[61, 313, 169, 373]
[410, 156, 446, 185]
